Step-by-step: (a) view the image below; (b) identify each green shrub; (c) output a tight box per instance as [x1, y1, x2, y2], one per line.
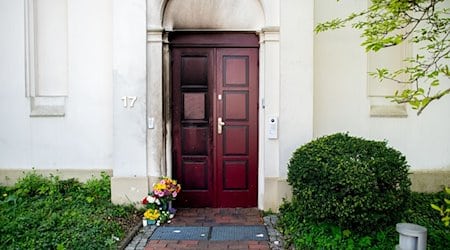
[287, 133, 411, 233]
[0, 171, 137, 250]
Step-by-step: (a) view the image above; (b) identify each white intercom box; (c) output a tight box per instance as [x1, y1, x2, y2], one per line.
[267, 116, 278, 139]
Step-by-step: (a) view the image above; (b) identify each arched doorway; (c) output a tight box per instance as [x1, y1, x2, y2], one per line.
[161, 1, 264, 207]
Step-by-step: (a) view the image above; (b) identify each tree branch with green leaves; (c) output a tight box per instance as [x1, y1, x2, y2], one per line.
[315, 0, 450, 115]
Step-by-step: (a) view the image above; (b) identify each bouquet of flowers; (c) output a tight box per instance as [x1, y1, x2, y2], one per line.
[143, 208, 160, 221]
[152, 177, 181, 201]
[141, 176, 181, 226]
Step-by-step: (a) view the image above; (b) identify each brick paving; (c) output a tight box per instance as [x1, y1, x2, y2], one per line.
[166, 207, 264, 226]
[125, 208, 284, 250]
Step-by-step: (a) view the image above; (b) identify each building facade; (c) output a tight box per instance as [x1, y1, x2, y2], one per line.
[1, 0, 449, 210]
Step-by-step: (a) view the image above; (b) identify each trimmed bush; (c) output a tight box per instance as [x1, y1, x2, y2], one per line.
[287, 133, 411, 233]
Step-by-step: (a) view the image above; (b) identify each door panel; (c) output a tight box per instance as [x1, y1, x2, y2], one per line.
[172, 48, 214, 207]
[216, 48, 258, 207]
[172, 37, 258, 208]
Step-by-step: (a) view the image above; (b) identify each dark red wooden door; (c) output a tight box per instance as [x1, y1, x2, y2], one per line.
[171, 34, 258, 207]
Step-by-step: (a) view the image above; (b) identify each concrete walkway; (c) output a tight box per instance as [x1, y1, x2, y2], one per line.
[125, 208, 284, 250]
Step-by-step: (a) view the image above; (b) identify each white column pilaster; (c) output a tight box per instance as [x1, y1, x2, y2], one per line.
[259, 27, 280, 210]
[111, 0, 148, 204]
[147, 29, 164, 184]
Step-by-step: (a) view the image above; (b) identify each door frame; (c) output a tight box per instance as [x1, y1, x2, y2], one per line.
[165, 32, 260, 207]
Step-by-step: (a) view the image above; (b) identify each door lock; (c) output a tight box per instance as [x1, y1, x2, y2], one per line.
[218, 117, 225, 134]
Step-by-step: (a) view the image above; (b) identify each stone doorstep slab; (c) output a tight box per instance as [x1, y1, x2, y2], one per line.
[149, 225, 268, 241]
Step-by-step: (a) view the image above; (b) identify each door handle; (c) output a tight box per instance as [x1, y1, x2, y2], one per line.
[218, 117, 225, 134]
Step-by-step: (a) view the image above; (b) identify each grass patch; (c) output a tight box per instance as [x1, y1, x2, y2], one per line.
[0, 172, 140, 250]
[278, 191, 450, 249]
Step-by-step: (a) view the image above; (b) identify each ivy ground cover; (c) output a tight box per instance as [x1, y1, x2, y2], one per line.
[0, 172, 140, 250]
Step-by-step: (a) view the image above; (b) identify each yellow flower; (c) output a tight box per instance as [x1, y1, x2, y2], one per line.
[154, 183, 166, 191]
[144, 209, 160, 220]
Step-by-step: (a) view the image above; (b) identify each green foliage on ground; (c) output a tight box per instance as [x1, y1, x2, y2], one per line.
[287, 133, 411, 233]
[0, 172, 138, 250]
[279, 191, 450, 249]
[431, 187, 450, 227]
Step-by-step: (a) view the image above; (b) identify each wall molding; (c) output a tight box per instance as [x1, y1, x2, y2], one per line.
[24, 0, 68, 117]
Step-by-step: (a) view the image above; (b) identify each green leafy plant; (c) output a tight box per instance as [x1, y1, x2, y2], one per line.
[278, 198, 398, 249]
[287, 133, 411, 233]
[431, 187, 450, 227]
[403, 192, 450, 248]
[0, 171, 139, 250]
[279, 191, 450, 249]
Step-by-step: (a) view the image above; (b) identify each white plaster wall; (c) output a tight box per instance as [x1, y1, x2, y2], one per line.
[0, 0, 30, 167]
[260, 0, 279, 27]
[279, 0, 314, 178]
[314, 0, 450, 171]
[0, 0, 113, 170]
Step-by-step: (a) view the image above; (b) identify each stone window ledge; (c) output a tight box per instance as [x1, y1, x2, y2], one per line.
[370, 104, 407, 118]
[30, 96, 66, 117]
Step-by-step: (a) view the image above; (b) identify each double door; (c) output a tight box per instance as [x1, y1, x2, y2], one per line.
[171, 36, 258, 207]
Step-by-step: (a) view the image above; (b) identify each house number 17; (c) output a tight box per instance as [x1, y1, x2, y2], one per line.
[121, 96, 137, 108]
